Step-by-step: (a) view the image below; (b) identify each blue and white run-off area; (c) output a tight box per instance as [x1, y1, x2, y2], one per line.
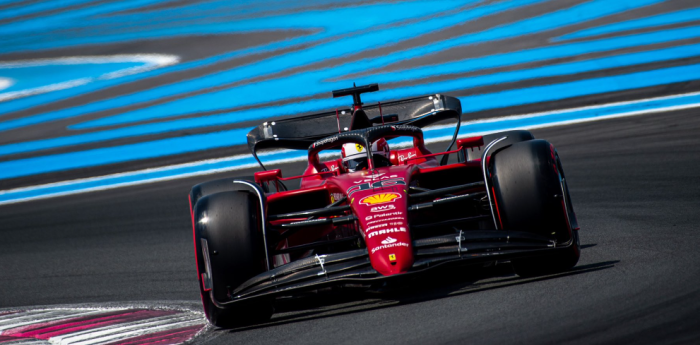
[1, 0, 700, 203]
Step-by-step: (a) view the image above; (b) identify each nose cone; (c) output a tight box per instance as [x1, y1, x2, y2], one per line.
[353, 189, 414, 276]
[367, 235, 413, 275]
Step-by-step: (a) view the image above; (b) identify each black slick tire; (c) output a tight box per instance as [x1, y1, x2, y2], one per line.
[465, 130, 535, 161]
[189, 175, 266, 211]
[490, 139, 580, 277]
[192, 191, 273, 328]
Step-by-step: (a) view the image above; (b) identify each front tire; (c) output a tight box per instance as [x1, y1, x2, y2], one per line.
[465, 130, 534, 161]
[192, 191, 273, 327]
[490, 140, 580, 277]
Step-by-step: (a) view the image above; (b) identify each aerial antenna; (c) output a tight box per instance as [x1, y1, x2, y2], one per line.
[335, 109, 341, 133]
[378, 101, 384, 125]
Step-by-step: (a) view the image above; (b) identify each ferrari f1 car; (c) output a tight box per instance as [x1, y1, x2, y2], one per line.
[189, 84, 580, 327]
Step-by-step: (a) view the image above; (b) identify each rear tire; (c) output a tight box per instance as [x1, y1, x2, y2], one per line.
[490, 140, 580, 277]
[192, 191, 273, 327]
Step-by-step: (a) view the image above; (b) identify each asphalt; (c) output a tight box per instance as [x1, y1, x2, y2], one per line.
[2, 107, 700, 344]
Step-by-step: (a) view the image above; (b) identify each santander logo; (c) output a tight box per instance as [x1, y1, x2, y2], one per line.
[370, 204, 396, 212]
[381, 237, 397, 245]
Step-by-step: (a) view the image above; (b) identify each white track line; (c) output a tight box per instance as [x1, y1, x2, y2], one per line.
[0, 308, 204, 345]
[0, 339, 51, 345]
[0, 310, 109, 331]
[54, 314, 202, 345]
[1, 90, 700, 206]
[68, 319, 202, 345]
[0, 77, 13, 91]
[0, 54, 179, 102]
[48, 314, 186, 342]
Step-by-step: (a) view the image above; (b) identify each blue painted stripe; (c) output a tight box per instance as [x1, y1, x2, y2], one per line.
[2, 90, 700, 205]
[3, 63, 700, 180]
[71, 0, 661, 129]
[0, 0, 467, 51]
[90, 34, 700, 130]
[0, 0, 484, 128]
[0, 127, 250, 180]
[561, 6, 700, 40]
[0, 0, 167, 37]
[352, 25, 700, 85]
[0, 62, 144, 93]
[0, 0, 96, 20]
[0, 32, 294, 117]
[3, 40, 700, 157]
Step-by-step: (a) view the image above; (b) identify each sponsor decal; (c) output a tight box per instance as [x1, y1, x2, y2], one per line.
[381, 236, 397, 245]
[369, 211, 403, 219]
[370, 204, 396, 212]
[330, 194, 334, 203]
[356, 143, 364, 152]
[365, 223, 388, 231]
[390, 125, 421, 132]
[360, 192, 401, 205]
[347, 177, 406, 196]
[364, 172, 384, 179]
[366, 216, 404, 225]
[313, 136, 338, 148]
[398, 152, 417, 162]
[389, 254, 397, 261]
[371, 241, 409, 254]
[352, 174, 394, 183]
[367, 227, 407, 239]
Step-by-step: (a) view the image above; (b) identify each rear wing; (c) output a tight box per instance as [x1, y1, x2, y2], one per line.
[246, 94, 462, 160]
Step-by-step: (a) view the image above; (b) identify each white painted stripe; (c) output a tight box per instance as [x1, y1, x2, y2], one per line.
[48, 314, 187, 343]
[0, 151, 306, 205]
[0, 78, 92, 102]
[0, 339, 51, 345]
[52, 314, 201, 345]
[0, 310, 115, 332]
[0, 55, 179, 69]
[0, 77, 13, 91]
[1, 90, 699, 206]
[67, 319, 203, 345]
[0, 54, 179, 102]
[429, 89, 700, 131]
[0, 310, 86, 327]
[423, 101, 700, 144]
[0, 310, 52, 322]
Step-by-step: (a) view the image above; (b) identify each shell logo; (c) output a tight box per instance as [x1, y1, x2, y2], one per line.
[359, 192, 402, 205]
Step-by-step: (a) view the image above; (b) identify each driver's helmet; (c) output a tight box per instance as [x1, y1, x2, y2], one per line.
[341, 138, 390, 172]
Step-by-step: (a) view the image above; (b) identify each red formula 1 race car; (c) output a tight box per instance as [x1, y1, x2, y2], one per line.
[188, 84, 580, 327]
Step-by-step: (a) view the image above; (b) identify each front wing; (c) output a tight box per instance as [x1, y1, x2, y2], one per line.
[212, 229, 572, 306]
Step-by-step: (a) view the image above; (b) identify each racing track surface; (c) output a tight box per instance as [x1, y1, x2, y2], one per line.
[3, 109, 700, 344]
[1, 1, 700, 344]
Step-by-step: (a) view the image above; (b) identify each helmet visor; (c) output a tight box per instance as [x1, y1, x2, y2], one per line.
[343, 157, 366, 171]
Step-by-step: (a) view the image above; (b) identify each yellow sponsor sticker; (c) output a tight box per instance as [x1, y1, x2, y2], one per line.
[389, 254, 396, 261]
[359, 192, 401, 205]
